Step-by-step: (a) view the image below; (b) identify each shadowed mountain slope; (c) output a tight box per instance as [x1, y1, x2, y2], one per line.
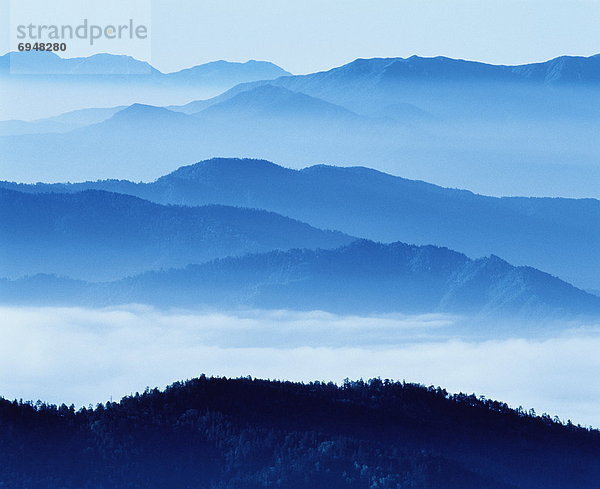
[3, 240, 599, 320]
[0, 188, 352, 281]
[195, 84, 361, 121]
[5, 158, 597, 290]
[218, 54, 600, 115]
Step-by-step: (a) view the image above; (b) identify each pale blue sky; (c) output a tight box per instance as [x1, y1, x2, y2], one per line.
[2, 0, 599, 73]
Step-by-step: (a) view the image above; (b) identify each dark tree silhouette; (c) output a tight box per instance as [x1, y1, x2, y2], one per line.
[1, 375, 598, 488]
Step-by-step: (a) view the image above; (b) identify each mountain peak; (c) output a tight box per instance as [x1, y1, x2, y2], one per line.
[1, 51, 157, 75]
[196, 84, 359, 120]
[166, 59, 290, 81]
[109, 104, 189, 122]
[161, 157, 294, 183]
[305, 53, 600, 85]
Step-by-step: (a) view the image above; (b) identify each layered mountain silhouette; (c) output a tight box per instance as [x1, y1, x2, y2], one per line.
[0, 51, 158, 75]
[196, 85, 361, 122]
[170, 54, 600, 117]
[3, 240, 599, 319]
[0, 51, 289, 80]
[3, 50, 600, 489]
[0, 85, 357, 136]
[0, 106, 127, 136]
[0, 188, 352, 281]
[0, 87, 390, 182]
[163, 59, 290, 85]
[0, 51, 290, 121]
[224, 54, 600, 116]
[5, 158, 597, 290]
[0, 118, 74, 136]
[3, 54, 599, 195]
[105, 103, 193, 128]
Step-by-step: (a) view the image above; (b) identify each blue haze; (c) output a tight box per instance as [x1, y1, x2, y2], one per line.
[1, 54, 599, 198]
[3, 158, 598, 291]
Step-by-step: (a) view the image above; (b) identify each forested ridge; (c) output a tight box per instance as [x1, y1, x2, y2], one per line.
[1, 376, 598, 488]
[3, 157, 599, 291]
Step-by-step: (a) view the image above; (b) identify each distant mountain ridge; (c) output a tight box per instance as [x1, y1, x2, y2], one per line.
[196, 85, 361, 121]
[105, 103, 193, 127]
[0, 51, 291, 121]
[3, 51, 596, 82]
[3, 240, 599, 320]
[0, 106, 126, 136]
[0, 86, 392, 184]
[181, 54, 600, 116]
[4, 158, 597, 290]
[0, 85, 359, 136]
[0, 51, 290, 78]
[3, 53, 599, 196]
[0, 51, 158, 75]
[0, 187, 352, 281]
[349, 54, 600, 84]
[223, 54, 600, 101]
[163, 59, 291, 84]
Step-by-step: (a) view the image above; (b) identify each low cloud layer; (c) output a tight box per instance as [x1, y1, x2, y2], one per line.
[1, 305, 599, 428]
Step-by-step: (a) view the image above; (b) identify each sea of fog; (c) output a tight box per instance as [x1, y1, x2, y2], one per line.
[1, 305, 599, 428]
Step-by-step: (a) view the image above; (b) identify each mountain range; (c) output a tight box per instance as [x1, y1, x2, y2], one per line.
[3, 50, 600, 488]
[2, 53, 599, 318]
[196, 84, 361, 122]
[0, 85, 390, 182]
[0, 187, 351, 281]
[0, 52, 290, 120]
[3, 158, 597, 291]
[0, 106, 125, 136]
[3, 240, 599, 321]
[222, 54, 600, 117]
[2, 53, 599, 195]
[0, 51, 290, 80]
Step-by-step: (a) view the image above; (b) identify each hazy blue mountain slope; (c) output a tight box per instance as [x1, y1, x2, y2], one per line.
[0, 188, 352, 281]
[0, 119, 73, 136]
[101, 103, 193, 127]
[152, 160, 600, 291]
[0, 90, 396, 183]
[195, 84, 361, 121]
[0, 52, 290, 120]
[0, 105, 206, 181]
[3, 240, 599, 319]
[0, 106, 125, 136]
[510, 54, 600, 83]
[225, 54, 600, 116]
[0, 85, 323, 136]
[1, 52, 159, 75]
[0, 52, 289, 81]
[6, 158, 595, 289]
[3, 54, 600, 195]
[165, 59, 290, 84]
[155, 55, 600, 197]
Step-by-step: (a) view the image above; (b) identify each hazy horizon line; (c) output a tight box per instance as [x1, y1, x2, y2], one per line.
[3, 49, 600, 77]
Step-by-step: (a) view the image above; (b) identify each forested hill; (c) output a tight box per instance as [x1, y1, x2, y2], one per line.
[1, 376, 598, 489]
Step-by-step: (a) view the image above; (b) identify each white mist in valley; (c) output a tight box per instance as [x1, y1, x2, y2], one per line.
[1, 305, 599, 428]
